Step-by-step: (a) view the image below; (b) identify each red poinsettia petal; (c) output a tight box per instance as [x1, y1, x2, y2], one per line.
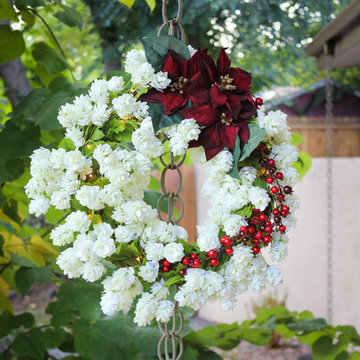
[217, 48, 231, 76]
[180, 104, 218, 127]
[140, 88, 167, 105]
[190, 49, 217, 83]
[237, 97, 257, 120]
[210, 86, 227, 109]
[225, 93, 243, 119]
[230, 67, 252, 91]
[163, 50, 188, 79]
[218, 123, 237, 150]
[187, 71, 211, 104]
[162, 92, 188, 115]
[236, 119, 250, 144]
[204, 146, 224, 160]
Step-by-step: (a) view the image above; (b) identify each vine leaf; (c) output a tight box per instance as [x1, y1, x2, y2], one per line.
[141, 36, 191, 72]
[239, 123, 265, 162]
[0, 24, 25, 64]
[147, 102, 184, 134]
[229, 134, 241, 179]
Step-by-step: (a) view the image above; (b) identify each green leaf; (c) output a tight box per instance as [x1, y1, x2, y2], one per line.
[141, 36, 191, 72]
[229, 134, 241, 179]
[20, 9, 35, 26]
[239, 123, 265, 161]
[275, 324, 296, 340]
[291, 132, 305, 145]
[0, 24, 25, 64]
[0, 234, 4, 257]
[117, 0, 135, 8]
[46, 301, 75, 327]
[15, 266, 53, 296]
[143, 189, 179, 217]
[144, 0, 156, 11]
[58, 138, 76, 151]
[287, 318, 328, 333]
[90, 128, 105, 140]
[32, 42, 70, 75]
[3, 199, 21, 223]
[14, 0, 45, 8]
[8, 250, 36, 268]
[53, 5, 83, 30]
[148, 175, 161, 191]
[312, 335, 348, 360]
[292, 151, 312, 180]
[0, 311, 34, 337]
[148, 102, 185, 134]
[0, 0, 17, 21]
[35, 62, 57, 86]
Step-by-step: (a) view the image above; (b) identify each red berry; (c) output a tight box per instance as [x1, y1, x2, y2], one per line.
[252, 246, 260, 254]
[208, 249, 217, 259]
[268, 159, 275, 166]
[271, 186, 279, 194]
[276, 172, 284, 180]
[258, 143, 266, 152]
[182, 257, 190, 265]
[253, 239, 260, 245]
[221, 236, 232, 245]
[282, 205, 289, 212]
[225, 247, 233, 255]
[163, 260, 171, 267]
[278, 194, 284, 201]
[255, 97, 263, 106]
[281, 211, 287, 217]
[248, 226, 255, 234]
[210, 258, 219, 266]
[265, 220, 271, 226]
[240, 226, 248, 233]
[179, 269, 186, 276]
[223, 237, 232, 246]
[265, 225, 273, 233]
[259, 214, 267, 221]
[273, 209, 280, 215]
[284, 186, 292, 194]
[266, 177, 274, 184]
[192, 259, 201, 268]
[255, 231, 263, 239]
[163, 266, 170, 272]
[279, 225, 286, 233]
[263, 235, 272, 243]
[190, 253, 197, 260]
[252, 208, 260, 213]
[251, 216, 260, 225]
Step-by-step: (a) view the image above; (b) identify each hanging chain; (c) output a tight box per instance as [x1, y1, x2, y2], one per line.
[156, 3, 185, 358]
[324, 44, 334, 324]
[157, 0, 185, 41]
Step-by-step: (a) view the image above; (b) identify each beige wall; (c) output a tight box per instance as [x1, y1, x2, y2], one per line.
[194, 158, 360, 330]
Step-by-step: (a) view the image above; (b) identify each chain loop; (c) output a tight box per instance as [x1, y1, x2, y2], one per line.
[324, 45, 334, 324]
[157, 0, 185, 40]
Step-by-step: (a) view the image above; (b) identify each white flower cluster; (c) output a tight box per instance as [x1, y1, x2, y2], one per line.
[124, 49, 171, 90]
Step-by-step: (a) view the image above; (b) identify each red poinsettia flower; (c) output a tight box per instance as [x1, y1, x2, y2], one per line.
[140, 50, 208, 115]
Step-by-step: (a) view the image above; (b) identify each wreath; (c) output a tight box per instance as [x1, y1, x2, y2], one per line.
[26, 36, 300, 327]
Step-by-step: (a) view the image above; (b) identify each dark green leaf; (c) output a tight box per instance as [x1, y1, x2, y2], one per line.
[46, 301, 75, 327]
[8, 251, 36, 268]
[53, 5, 83, 30]
[312, 335, 348, 360]
[0, 234, 4, 257]
[239, 123, 265, 161]
[148, 102, 185, 134]
[32, 42, 70, 75]
[15, 266, 53, 296]
[15, 0, 45, 8]
[3, 199, 21, 223]
[20, 9, 35, 26]
[0, 24, 25, 64]
[0, 311, 34, 337]
[287, 318, 328, 333]
[141, 36, 190, 71]
[0, 0, 17, 21]
[229, 134, 241, 179]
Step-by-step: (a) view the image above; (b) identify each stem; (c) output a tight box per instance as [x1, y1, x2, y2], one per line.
[40, 213, 69, 238]
[29, 8, 76, 83]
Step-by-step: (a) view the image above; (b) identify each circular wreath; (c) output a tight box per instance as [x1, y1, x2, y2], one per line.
[26, 36, 300, 327]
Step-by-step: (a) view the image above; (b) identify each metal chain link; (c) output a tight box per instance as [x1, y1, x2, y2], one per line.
[324, 45, 334, 324]
[156, 2, 186, 354]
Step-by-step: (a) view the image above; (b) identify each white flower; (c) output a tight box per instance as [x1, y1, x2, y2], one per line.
[73, 233, 94, 261]
[282, 167, 300, 187]
[145, 242, 164, 262]
[82, 261, 106, 282]
[113, 200, 156, 225]
[114, 226, 137, 243]
[150, 71, 171, 91]
[112, 94, 148, 120]
[65, 150, 92, 175]
[208, 150, 233, 173]
[156, 300, 174, 322]
[163, 242, 184, 263]
[29, 196, 50, 216]
[266, 265, 283, 287]
[50, 190, 71, 210]
[151, 280, 169, 300]
[89, 79, 109, 105]
[50, 224, 74, 246]
[270, 241, 287, 262]
[197, 223, 220, 252]
[124, 49, 147, 76]
[248, 186, 270, 211]
[75, 185, 104, 210]
[138, 261, 159, 283]
[65, 127, 85, 148]
[107, 76, 124, 93]
[93, 236, 116, 258]
[90, 104, 112, 127]
[57, 248, 83, 278]
[71, 95, 93, 126]
[134, 293, 158, 327]
[257, 109, 289, 139]
[271, 144, 299, 168]
[239, 166, 258, 185]
[131, 62, 155, 87]
[100, 184, 124, 207]
[100, 291, 121, 316]
[223, 214, 246, 237]
[65, 210, 91, 233]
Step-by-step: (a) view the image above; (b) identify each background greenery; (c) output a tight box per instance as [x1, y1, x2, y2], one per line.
[0, 0, 359, 359]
